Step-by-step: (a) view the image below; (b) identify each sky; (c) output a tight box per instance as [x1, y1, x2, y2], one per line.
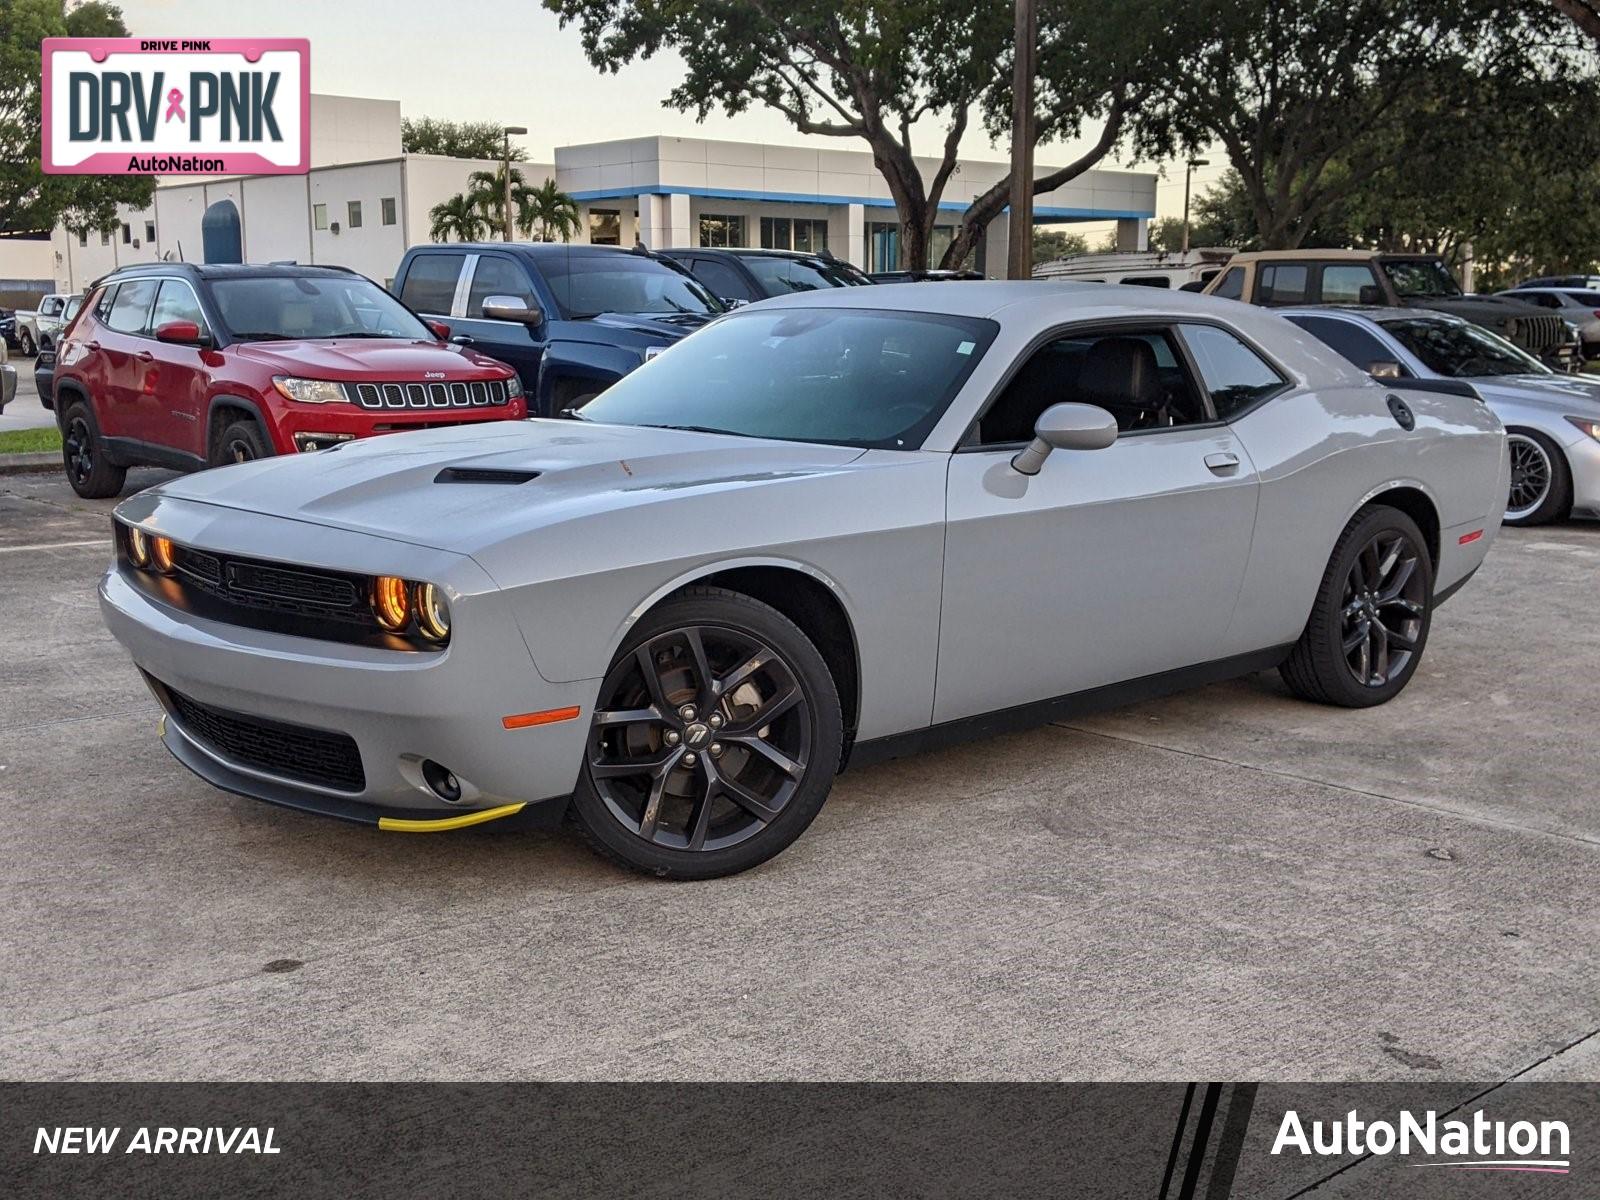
[118, 0, 1231, 236]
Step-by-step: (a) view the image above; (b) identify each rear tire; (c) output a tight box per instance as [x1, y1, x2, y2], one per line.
[1281, 505, 1434, 708]
[569, 586, 843, 879]
[60, 400, 126, 499]
[1502, 429, 1571, 526]
[18, 329, 35, 357]
[210, 418, 272, 467]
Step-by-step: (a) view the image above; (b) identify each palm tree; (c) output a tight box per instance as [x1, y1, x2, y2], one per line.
[428, 193, 487, 243]
[517, 179, 581, 242]
[466, 165, 533, 232]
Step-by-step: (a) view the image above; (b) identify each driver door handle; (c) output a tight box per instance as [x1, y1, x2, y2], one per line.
[1204, 452, 1241, 475]
[136, 350, 154, 362]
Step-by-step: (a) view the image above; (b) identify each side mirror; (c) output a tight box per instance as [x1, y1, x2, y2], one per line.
[481, 294, 543, 325]
[1011, 402, 1119, 475]
[154, 320, 208, 346]
[428, 320, 451, 341]
[1358, 284, 1383, 306]
[1368, 360, 1403, 379]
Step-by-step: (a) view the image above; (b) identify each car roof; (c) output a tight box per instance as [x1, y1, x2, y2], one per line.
[1224, 249, 1446, 264]
[752, 279, 1279, 320]
[660, 246, 836, 260]
[1276, 304, 1463, 325]
[427, 242, 660, 260]
[98, 262, 360, 284]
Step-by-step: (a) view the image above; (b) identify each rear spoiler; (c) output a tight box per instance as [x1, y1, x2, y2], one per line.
[1383, 377, 1483, 402]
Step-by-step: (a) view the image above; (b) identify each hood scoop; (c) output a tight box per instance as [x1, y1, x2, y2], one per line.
[433, 466, 542, 485]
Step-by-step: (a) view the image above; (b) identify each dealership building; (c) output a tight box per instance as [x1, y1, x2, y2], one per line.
[48, 95, 1157, 293]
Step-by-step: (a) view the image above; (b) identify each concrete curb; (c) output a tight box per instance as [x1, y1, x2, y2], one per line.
[0, 452, 59, 476]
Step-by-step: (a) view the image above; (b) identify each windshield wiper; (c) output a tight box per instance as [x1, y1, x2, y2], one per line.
[230, 331, 296, 341]
[644, 423, 745, 437]
[322, 330, 405, 339]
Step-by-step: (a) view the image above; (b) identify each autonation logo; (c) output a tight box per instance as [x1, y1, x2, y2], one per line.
[1272, 1108, 1571, 1175]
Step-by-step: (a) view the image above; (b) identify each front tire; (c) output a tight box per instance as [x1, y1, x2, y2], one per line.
[1281, 505, 1434, 708]
[60, 400, 127, 499]
[1503, 429, 1572, 526]
[569, 586, 844, 879]
[18, 329, 35, 357]
[210, 418, 272, 467]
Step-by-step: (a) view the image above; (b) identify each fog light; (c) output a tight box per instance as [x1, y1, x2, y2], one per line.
[127, 526, 151, 567]
[421, 759, 462, 802]
[413, 582, 451, 643]
[150, 535, 176, 574]
[372, 575, 410, 632]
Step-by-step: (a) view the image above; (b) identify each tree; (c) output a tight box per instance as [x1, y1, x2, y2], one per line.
[1551, 0, 1600, 45]
[465, 163, 533, 231]
[518, 178, 581, 242]
[402, 118, 528, 161]
[1161, 0, 1593, 249]
[545, 0, 1011, 270]
[1031, 228, 1088, 266]
[0, 0, 155, 236]
[428, 193, 488, 242]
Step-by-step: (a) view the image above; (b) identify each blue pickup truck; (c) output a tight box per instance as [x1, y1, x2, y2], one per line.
[393, 243, 724, 417]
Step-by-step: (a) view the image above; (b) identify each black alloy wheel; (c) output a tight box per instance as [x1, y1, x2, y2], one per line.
[64, 413, 94, 488]
[1502, 430, 1571, 526]
[570, 586, 842, 878]
[1339, 530, 1426, 689]
[59, 401, 126, 498]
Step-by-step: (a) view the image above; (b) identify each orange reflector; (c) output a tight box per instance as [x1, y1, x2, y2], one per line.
[502, 706, 581, 730]
[1458, 529, 1484, 545]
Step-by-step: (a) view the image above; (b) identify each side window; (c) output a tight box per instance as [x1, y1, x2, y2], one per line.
[399, 254, 465, 315]
[1181, 324, 1288, 419]
[1523, 293, 1560, 309]
[465, 255, 537, 316]
[1319, 264, 1380, 305]
[1257, 264, 1308, 305]
[1285, 314, 1401, 375]
[104, 279, 159, 334]
[93, 285, 117, 322]
[150, 280, 207, 333]
[1118, 275, 1172, 288]
[1212, 267, 1244, 300]
[976, 327, 1206, 444]
[688, 257, 754, 302]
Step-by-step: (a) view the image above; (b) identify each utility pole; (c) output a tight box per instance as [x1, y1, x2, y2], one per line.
[1181, 158, 1209, 253]
[1005, 0, 1036, 280]
[502, 125, 528, 242]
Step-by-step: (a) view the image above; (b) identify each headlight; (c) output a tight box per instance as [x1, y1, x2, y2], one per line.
[271, 376, 347, 404]
[150, 535, 176, 574]
[1567, 416, 1600, 442]
[413, 582, 451, 642]
[504, 373, 524, 399]
[127, 526, 150, 567]
[372, 576, 411, 632]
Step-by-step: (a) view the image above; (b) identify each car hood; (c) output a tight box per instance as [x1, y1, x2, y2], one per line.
[1472, 373, 1600, 413]
[1406, 295, 1547, 328]
[228, 338, 512, 378]
[569, 311, 717, 344]
[150, 419, 868, 553]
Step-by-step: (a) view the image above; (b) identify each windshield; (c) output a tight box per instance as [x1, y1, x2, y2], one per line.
[1380, 318, 1547, 378]
[1380, 259, 1462, 299]
[540, 253, 722, 318]
[211, 275, 430, 341]
[739, 254, 873, 293]
[576, 307, 997, 449]
[63, 296, 83, 320]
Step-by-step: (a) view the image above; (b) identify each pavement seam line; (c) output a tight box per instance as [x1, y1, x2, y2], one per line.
[1052, 722, 1600, 850]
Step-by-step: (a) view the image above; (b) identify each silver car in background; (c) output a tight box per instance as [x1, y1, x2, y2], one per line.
[1283, 306, 1600, 525]
[101, 285, 1506, 878]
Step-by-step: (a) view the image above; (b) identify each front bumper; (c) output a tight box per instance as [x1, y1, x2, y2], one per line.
[99, 500, 595, 830]
[270, 396, 529, 455]
[0, 363, 14, 412]
[1567, 428, 1600, 519]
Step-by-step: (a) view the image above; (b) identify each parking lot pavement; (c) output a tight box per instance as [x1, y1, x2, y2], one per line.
[2, 465, 1598, 1083]
[0, 370, 53, 434]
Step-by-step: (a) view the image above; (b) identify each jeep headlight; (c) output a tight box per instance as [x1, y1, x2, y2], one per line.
[271, 376, 348, 404]
[505, 374, 524, 399]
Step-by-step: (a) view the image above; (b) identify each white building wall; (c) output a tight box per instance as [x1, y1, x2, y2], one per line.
[241, 174, 313, 266]
[307, 160, 410, 283]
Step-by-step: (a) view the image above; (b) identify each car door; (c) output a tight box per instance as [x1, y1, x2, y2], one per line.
[94, 278, 161, 442]
[446, 251, 551, 407]
[934, 322, 1264, 724]
[144, 278, 214, 460]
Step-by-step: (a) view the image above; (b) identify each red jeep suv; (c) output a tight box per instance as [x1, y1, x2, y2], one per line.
[52, 262, 527, 498]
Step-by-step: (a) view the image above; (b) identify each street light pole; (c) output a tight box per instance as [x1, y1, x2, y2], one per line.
[501, 125, 528, 242]
[1181, 157, 1209, 254]
[1005, 0, 1036, 280]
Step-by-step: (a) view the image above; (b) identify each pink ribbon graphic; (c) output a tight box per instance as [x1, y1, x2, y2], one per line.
[164, 88, 184, 123]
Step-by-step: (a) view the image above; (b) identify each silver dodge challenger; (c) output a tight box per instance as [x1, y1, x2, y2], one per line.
[102, 284, 1509, 878]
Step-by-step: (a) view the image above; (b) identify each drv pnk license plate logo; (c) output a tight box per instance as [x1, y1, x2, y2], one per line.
[42, 38, 309, 175]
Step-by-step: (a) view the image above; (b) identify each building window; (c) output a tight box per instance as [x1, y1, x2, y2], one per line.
[313, 203, 328, 231]
[588, 208, 621, 246]
[100, 229, 111, 246]
[698, 214, 745, 248]
[121, 223, 131, 245]
[867, 222, 961, 273]
[760, 216, 828, 253]
[381, 197, 397, 226]
[78, 230, 88, 247]
[348, 200, 363, 229]
[145, 221, 156, 243]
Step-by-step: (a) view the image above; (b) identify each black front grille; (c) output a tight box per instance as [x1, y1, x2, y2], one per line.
[342, 379, 509, 409]
[1508, 313, 1565, 354]
[162, 682, 366, 792]
[170, 544, 373, 630]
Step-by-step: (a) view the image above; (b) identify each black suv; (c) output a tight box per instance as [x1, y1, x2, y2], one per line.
[657, 247, 872, 305]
